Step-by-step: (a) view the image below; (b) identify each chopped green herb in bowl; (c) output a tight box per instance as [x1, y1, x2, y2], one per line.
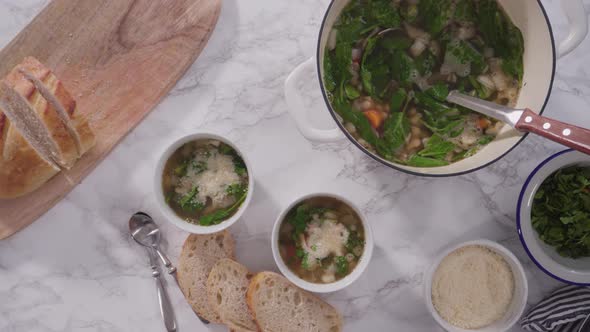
[532, 166, 590, 259]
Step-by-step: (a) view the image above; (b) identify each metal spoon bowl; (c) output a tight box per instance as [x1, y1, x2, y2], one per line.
[129, 212, 175, 273]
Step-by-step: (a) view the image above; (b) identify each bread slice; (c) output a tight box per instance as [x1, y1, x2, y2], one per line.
[0, 117, 60, 198]
[177, 231, 235, 323]
[0, 81, 61, 169]
[4, 56, 95, 169]
[246, 272, 342, 332]
[18, 57, 94, 157]
[207, 258, 258, 332]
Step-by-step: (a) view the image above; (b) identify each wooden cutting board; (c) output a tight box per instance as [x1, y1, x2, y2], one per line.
[0, 0, 222, 239]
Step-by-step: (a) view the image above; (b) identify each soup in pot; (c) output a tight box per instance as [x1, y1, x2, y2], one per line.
[323, 0, 524, 166]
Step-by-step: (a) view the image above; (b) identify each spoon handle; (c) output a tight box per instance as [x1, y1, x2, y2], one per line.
[155, 248, 177, 274]
[515, 109, 590, 155]
[148, 248, 177, 332]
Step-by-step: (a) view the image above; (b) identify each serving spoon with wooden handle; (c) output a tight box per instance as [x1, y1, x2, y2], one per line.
[448, 91, 590, 155]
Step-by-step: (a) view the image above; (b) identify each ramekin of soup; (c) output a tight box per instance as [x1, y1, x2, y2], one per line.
[154, 133, 254, 234]
[271, 193, 374, 293]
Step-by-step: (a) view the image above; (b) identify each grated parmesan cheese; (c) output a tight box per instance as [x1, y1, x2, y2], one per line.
[431, 245, 514, 329]
[175, 150, 240, 208]
[301, 217, 349, 269]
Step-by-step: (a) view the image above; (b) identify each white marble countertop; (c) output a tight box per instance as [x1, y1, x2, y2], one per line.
[2, 0, 590, 331]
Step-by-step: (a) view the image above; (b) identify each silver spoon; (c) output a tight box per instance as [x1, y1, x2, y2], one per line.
[129, 213, 177, 332]
[130, 212, 176, 274]
[448, 91, 590, 155]
[129, 212, 209, 325]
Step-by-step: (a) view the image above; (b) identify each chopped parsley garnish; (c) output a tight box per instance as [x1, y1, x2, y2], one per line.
[346, 231, 364, 255]
[334, 256, 349, 276]
[226, 183, 247, 199]
[532, 166, 590, 258]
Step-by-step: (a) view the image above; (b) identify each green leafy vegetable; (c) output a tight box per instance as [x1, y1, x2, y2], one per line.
[370, 0, 401, 28]
[425, 83, 449, 102]
[476, 0, 524, 82]
[232, 155, 247, 176]
[323, 54, 337, 92]
[389, 88, 407, 113]
[191, 160, 207, 174]
[333, 97, 392, 159]
[301, 252, 311, 270]
[532, 166, 590, 258]
[418, 0, 452, 36]
[346, 231, 364, 255]
[179, 187, 205, 213]
[381, 112, 410, 152]
[380, 35, 413, 52]
[345, 84, 361, 99]
[415, 51, 437, 77]
[477, 135, 494, 145]
[199, 191, 247, 226]
[226, 183, 247, 199]
[445, 39, 486, 75]
[468, 75, 494, 99]
[174, 161, 189, 177]
[390, 50, 417, 84]
[454, 0, 476, 24]
[334, 256, 349, 276]
[287, 204, 312, 238]
[417, 135, 455, 159]
[406, 155, 449, 167]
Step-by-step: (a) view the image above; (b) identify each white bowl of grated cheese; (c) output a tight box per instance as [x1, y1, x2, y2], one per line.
[424, 239, 528, 332]
[154, 132, 254, 234]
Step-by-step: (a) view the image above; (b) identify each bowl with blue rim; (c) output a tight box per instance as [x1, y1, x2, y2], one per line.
[517, 149, 590, 285]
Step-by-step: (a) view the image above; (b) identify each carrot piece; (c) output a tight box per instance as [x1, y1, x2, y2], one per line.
[364, 109, 384, 129]
[478, 117, 491, 130]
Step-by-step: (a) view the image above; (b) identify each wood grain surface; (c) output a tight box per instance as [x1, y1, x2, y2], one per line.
[0, 0, 222, 239]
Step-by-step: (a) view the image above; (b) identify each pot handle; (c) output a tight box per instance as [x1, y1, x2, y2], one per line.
[557, 0, 588, 58]
[284, 57, 344, 142]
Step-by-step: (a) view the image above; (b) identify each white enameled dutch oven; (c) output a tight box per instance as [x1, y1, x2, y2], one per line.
[285, 0, 589, 177]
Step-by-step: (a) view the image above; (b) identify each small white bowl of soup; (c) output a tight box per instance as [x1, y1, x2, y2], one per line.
[154, 133, 253, 234]
[271, 193, 374, 293]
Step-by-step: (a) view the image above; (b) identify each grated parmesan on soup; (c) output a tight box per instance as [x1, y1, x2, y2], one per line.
[175, 150, 241, 208]
[301, 217, 350, 269]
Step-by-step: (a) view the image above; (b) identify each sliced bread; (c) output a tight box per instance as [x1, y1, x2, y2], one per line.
[0, 81, 61, 169]
[177, 231, 235, 323]
[18, 57, 94, 157]
[4, 56, 94, 169]
[0, 118, 60, 198]
[0, 57, 96, 198]
[246, 272, 342, 332]
[207, 258, 258, 332]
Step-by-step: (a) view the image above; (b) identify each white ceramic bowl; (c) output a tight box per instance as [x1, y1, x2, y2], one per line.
[271, 192, 374, 293]
[154, 132, 254, 234]
[424, 239, 528, 332]
[517, 149, 590, 285]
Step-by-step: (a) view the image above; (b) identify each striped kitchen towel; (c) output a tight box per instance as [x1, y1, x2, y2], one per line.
[521, 285, 590, 332]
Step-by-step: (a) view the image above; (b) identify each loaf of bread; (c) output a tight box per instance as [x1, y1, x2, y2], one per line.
[177, 231, 235, 323]
[246, 272, 342, 332]
[0, 57, 95, 198]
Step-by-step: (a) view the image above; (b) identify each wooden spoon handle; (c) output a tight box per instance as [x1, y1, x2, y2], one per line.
[515, 109, 590, 155]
